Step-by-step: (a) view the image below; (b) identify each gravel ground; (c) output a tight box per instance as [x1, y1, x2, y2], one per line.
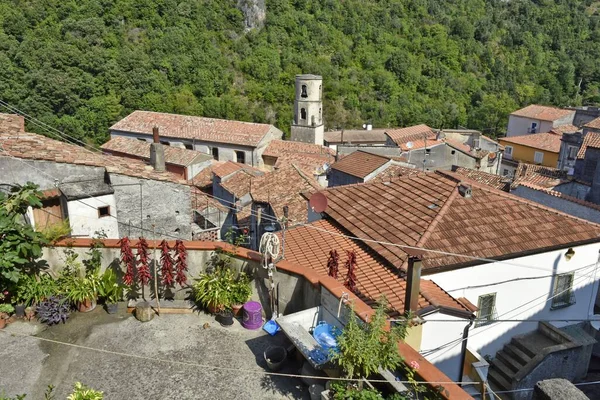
[0, 307, 310, 400]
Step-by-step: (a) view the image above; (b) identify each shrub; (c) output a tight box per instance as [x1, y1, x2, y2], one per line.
[67, 382, 103, 400]
[36, 296, 70, 325]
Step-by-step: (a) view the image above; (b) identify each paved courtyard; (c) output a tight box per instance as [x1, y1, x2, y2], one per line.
[0, 307, 309, 399]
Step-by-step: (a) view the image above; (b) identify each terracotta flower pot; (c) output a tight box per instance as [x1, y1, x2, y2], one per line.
[207, 304, 223, 314]
[231, 304, 243, 317]
[0, 318, 6, 329]
[78, 299, 97, 313]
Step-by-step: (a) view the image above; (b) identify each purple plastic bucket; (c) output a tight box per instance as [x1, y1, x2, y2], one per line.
[242, 301, 263, 330]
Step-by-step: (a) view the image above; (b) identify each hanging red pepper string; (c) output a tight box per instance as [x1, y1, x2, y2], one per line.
[119, 237, 136, 286]
[327, 249, 340, 279]
[344, 250, 358, 294]
[136, 237, 152, 286]
[159, 240, 175, 286]
[174, 239, 188, 286]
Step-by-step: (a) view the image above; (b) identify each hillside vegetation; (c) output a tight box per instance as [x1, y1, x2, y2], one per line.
[1, 0, 600, 144]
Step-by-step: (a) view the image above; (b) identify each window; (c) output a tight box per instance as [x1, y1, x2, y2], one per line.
[300, 108, 307, 120]
[476, 293, 497, 327]
[184, 143, 193, 150]
[504, 145, 513, 159]
[528, 122, 538, 133]
[212, 147, 219, 160]
[235, 151, 246, 164]
[301, 84, 308, 98]
[319, 107, 322, 123]
[552, 273, 575, 309]
[534, 151, 544, 164]
[98, 206, 110, 218]
[503, 169, 510, 176]
[568, 145, 578, 160]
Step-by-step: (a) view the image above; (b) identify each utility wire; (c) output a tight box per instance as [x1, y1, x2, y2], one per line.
[0, 329, 477, 386]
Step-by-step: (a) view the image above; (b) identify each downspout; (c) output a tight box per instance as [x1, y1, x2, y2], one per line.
[458, 315, 476, 384]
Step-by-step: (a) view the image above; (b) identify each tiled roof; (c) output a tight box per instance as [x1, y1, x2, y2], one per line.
[510, 105, 574, 122]
[498, 132, 562, 153]
[512, 163, 567, 189]
[318, 172, 600, 272]
[263, 139, 335, 174]
[212, 161, 261, 178]
[0, 124, 186, 184]
[577, 131, 600, 160]
[330, 151, 390, 178]
[110, 110, 275, 147]
[101, 136, 212, 166]
[516, 181, 600, 212]
[220, 170, 255, 199]
[448, 167, 511, 191]
[385, 124, 437, 147]
[584, 117, 600, 130]
[323, 129, 388, 144]
[250, 164, 321, 223]
[368, 164, 420, 183]
[192, 188, 228, 213]
[0, 113, 25, 132]
[549, 124, 579, 135]
[281, 219, 470, 317]
[190, 161, 218, 188]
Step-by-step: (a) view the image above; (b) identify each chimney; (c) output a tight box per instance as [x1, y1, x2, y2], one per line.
[458, 182, 472, 198]
[404, 255, 422, 315]
[149, 126, 166, 172]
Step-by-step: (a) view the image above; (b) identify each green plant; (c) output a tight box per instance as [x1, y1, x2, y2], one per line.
[0, 303, 15, 317]
[98, 268, 124, 304]
[230, 272, 252, 305]
[332, 297, 407, 387]
[0, 183, 48, 285]
[40, 219, 71, 243]
[15, 274, 59, 306]
[330, 382, 384, 400]
[67, 382, 103, 400]
[0, 393, 26, 400]
[64, 276, 97, 305]
[193, 267, 236, 311]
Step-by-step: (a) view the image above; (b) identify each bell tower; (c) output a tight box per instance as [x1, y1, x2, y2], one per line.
[290, 74, 324, 145]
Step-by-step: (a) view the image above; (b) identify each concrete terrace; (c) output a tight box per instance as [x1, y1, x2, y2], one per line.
[0, 309, 308, 400]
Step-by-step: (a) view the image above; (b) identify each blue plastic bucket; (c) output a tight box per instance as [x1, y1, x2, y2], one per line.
[312, 322, 340, 350]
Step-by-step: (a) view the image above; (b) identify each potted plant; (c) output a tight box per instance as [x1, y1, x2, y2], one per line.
[65, 276, 98, 312]
[67, 382, 103, 400]
[0, 304, 14, 329]
[230, 272, 252, 317]
[98, 268, 124, 314]
[192, 267, 235, 314]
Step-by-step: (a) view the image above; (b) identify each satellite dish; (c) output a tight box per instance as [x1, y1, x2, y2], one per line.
[362, 124, 367, 129]
[406, 142, 414, 149]
[309, 192, 328, 213]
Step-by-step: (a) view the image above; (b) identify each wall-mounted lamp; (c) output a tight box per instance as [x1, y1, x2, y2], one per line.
[565, 248, 575, 261]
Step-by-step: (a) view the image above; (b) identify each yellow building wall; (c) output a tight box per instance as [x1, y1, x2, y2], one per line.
[498, 141, 559, 168]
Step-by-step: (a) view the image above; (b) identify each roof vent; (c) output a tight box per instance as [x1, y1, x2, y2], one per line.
[458, 183, 472, 198]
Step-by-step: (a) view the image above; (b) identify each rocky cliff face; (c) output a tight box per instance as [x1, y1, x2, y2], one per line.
[238, 0, 266, 31]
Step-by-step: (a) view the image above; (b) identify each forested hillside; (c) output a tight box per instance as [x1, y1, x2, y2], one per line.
[1, 0, 600, 144]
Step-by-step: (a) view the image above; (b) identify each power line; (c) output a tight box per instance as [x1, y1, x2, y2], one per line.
[473, 379, 600, 396]
[1, 102, 595, 276]
[422, 263, 599, 358]
[0, 329, 478, 386]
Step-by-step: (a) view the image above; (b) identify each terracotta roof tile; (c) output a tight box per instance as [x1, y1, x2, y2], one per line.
[281, 219, 470, 317]
[498, 132, 562, 153]
[577, 131, 600, 160]
[101, 136, 212, 166]
[212, 161, 261, 178]
[318, 172, 600, 272]
[385, 124, 437, 147]
[191, 161, 220, 188]
[110, 110, 275, 147]
[0, 122, 186, 184]
[324, 129, 388, 144]
[584, 117, 600, 130]
[447, 167, 511, 191]
[330, 151, 390, 178]
[191, 187, 228, 213]
[516, 181, 600, 211]
[263, 139, 335, 174]
[549, 124, 579, 135]
[250, 164, 321, 223]
[512, 163, 567, 188]
[219, 170, 256, 199]
[368, 164, 420, 183]
[510, 105, 574, 122]
[0, 113, 25, 132]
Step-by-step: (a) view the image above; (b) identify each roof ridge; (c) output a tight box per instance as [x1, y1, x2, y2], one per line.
[130, 110, 274, 127]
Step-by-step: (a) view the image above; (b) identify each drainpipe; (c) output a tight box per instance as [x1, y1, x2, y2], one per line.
[458, 316, 476, 384]
[404, 255, 422, 315]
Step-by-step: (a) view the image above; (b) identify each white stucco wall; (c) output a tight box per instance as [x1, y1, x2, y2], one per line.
[507, 116, 554, 137]
[66, 194, 119, 238]
[426, 243, 600, 361]
[420, 312, 469, 381]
